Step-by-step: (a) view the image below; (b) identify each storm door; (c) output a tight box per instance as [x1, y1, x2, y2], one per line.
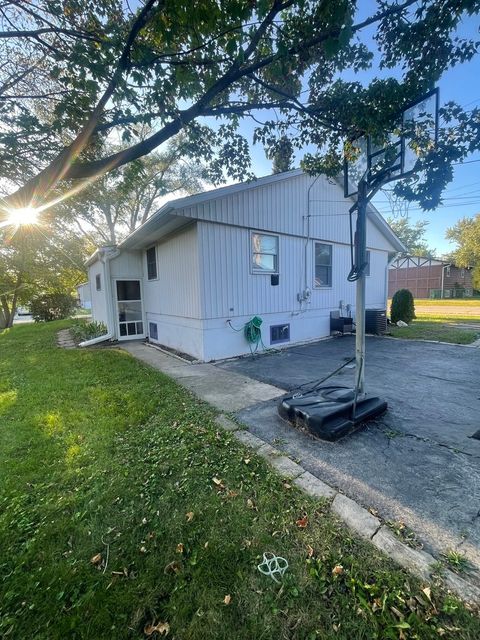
[116, 280, 145, 339]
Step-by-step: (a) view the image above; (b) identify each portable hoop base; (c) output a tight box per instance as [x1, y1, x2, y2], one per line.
[278, 386, 387, 442]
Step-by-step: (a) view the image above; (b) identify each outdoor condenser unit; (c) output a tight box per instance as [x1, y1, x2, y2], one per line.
[365, 309, 387, 335]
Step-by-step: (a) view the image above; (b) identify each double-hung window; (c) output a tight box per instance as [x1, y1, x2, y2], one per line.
[146, 246, 157, 280]
[251, 232, 278, 273]
[95, 274, 101, 291]
[314, 243, 332, 287]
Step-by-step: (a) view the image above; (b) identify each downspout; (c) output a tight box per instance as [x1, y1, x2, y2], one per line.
[440, 263, 450, 299]
[79, 246, 120, 347]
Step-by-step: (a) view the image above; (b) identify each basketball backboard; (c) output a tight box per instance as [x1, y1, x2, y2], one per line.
[343, 88, 439, 197]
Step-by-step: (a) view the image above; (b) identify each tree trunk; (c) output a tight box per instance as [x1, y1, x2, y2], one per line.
[0, 295, 13, 329]
[0, 276, 22, 329]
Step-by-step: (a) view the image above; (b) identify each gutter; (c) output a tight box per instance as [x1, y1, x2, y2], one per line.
[79, 246, 120, 347]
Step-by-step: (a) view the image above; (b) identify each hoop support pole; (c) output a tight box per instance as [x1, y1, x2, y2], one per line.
[355, 179, 368, 397]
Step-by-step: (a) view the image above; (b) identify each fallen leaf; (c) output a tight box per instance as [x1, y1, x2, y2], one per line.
[422, 586, 432, 602]
[186, 512, 194, 522]
[144, 621, 170, 636]
[390, 605, 404, 620]
[247, 498, 256, 509]
[372, 598, 382, 612]
[332, 565, 344, 576]
[223, 594, 231, 605]
[244, 458, 250, 464]
[227, 490, 238, 498]
[164, 560, 182, 574]
[306, 545, 314, 558]
[204, 541, 209, 549]
[140, 546, 147, 553]
[283, 482, 292, 489]
[176, 543, 184, 554]
[90, 553, 102, 565]
[296, 515, 308, 528]
[212, 477, 226, 491]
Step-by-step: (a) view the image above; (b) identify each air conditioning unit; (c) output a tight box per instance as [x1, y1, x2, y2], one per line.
[365, 309, 387, 334]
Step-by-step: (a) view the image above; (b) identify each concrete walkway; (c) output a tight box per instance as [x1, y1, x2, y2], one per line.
[120, 339, 480, 604]
[121, 342, 284, 412]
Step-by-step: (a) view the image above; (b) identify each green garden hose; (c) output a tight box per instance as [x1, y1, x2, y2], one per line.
[228, 315, 276, 356]
[244, 316, 263, 350]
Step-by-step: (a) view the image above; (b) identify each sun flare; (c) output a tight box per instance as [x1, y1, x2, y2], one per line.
[6, 206, 40, 227]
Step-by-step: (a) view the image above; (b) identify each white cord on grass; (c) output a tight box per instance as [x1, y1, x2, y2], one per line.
[257, 552, 288, 583]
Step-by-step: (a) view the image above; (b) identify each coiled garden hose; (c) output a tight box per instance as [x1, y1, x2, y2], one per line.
[227, 316, 277, 356]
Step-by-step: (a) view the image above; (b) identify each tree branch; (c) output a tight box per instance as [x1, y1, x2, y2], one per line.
[4, 0, 421, 207]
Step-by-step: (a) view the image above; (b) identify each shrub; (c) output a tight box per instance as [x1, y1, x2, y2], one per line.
[30, 292, 78, 322]
[391, 289, 416, 324]
[70, 320, 108, 342]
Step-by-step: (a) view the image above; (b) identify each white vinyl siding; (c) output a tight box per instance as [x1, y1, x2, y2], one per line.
[174, 173, 397, 253]
[142, 224, 201, 319]
[197, 222, 388, 320]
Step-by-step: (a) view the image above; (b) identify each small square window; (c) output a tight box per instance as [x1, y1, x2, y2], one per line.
[149, 322, 158, 341]
[270, 324, 290, 344]
[95, 274, 101, 291]
[314, 243, 332, 287]
[146, 246, 157, 280]
[252, 232, 278, 273]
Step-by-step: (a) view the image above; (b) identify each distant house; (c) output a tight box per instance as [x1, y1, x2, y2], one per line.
[85, 169, 403, 361]
[76, 282, 92, 310]
[388, 256, 474, 299]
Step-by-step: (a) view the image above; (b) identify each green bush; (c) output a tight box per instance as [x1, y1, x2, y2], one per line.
[70, 320, 108, 342]
[391, 288, 416, 324]
[30, 292, 78, 322]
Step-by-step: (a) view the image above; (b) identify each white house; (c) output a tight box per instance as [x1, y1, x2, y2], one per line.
[76, 281, 92, 310]
[85, 169, 403, 361]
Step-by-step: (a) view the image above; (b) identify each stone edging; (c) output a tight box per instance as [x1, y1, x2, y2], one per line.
[215, 414, 480, 606]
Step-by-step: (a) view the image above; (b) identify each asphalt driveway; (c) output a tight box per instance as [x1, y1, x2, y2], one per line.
[218, 336, 480, 571]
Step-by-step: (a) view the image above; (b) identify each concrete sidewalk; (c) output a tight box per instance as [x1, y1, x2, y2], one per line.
[121, 341, 284, 412]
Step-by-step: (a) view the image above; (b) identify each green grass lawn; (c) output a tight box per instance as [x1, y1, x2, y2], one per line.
[413, 299, 480, 307]
[388, 317, 480, 344]
[1, 322, 479, 639]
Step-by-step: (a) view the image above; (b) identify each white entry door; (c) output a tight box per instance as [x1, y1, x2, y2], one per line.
[116, 280, 145, 339]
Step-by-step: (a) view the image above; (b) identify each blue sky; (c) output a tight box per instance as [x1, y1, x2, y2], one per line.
[240, 5, 480, 257]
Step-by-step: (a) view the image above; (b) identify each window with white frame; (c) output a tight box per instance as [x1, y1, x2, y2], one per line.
[314, 243, 332, 287]
[146, 246, 157, 280]
[95, 274, 101, 291]
[251, 232, 278, 273]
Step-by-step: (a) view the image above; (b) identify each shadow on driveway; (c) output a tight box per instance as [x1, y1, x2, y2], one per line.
[218, 336, 480, 570]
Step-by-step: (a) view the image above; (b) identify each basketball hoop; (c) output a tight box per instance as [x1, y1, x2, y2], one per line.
[278, 88, 439, 441]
